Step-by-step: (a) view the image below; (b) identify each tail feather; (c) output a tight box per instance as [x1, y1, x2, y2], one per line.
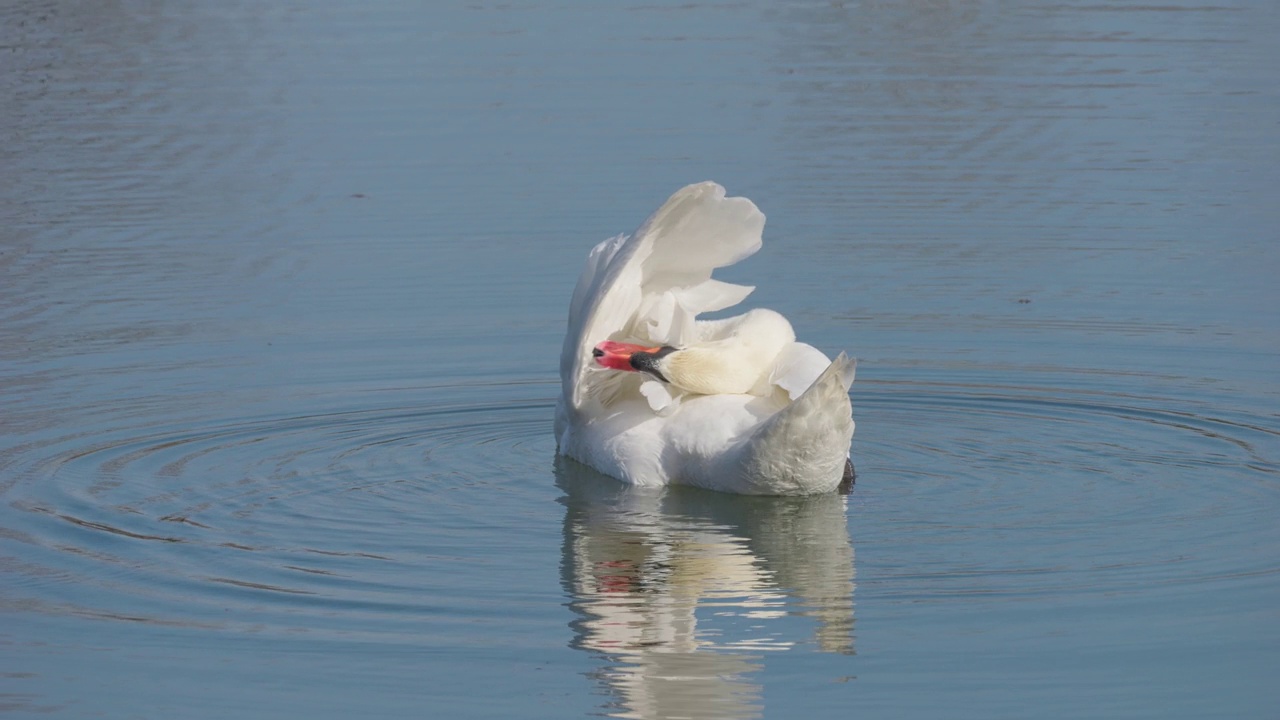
[733, 355, 857, 495]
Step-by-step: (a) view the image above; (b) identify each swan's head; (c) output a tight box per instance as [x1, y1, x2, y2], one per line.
[593, 341, 678, 384]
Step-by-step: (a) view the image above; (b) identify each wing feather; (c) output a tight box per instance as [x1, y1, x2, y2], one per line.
[560, 182, 766, 411]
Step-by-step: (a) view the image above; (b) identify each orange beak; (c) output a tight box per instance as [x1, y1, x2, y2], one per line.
[592, 341, 661, 372]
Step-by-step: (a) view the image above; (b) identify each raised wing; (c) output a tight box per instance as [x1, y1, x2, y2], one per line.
[560, 182, 766, 411]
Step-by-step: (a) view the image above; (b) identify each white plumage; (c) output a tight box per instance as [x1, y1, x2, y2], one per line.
[555, 182, 856, 495]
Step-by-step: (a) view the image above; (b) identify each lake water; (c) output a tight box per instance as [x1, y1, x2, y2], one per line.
[2, 1, 1277, 717]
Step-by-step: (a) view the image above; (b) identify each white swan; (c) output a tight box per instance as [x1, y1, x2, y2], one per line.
[554, 182, 856, 495]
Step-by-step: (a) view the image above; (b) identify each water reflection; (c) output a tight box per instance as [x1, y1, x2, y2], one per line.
[557, 458, 855, 719]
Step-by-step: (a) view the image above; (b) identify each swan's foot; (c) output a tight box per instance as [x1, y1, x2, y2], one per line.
[838, 459, 856, 495]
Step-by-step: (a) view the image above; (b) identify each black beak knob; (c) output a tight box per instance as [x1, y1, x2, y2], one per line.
[591, 347, 604, 358]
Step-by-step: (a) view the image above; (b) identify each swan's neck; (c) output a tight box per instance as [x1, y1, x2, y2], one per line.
[660, 347, 763, 396]
[656, 308, 796, 396]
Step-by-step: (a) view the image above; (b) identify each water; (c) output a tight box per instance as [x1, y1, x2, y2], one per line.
[2, 0, 1277, 717]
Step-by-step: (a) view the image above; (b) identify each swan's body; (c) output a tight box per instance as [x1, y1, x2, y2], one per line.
[555, 182, 856, 495]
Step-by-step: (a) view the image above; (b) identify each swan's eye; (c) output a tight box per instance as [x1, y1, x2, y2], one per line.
[629, 351, 671, 384]
[591, 347, 604, 358]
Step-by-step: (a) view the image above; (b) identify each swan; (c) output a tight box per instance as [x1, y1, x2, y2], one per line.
[554, 182, 856, 495]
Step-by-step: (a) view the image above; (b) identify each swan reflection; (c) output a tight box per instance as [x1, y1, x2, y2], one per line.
[557, 458, 856, 719]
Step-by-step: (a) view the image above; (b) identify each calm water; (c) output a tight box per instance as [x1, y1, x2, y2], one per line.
[2, 1, 1278, 717]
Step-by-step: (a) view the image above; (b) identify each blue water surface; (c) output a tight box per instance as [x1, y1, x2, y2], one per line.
[2, 1, 1277, 718]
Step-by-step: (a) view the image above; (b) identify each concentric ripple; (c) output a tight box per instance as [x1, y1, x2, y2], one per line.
[850, 375, 1280, 603]
[1, 385, 562, 637]
[3, 372, 1276, 647]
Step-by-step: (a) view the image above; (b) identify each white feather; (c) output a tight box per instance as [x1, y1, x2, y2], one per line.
[556, 182, 856, 495]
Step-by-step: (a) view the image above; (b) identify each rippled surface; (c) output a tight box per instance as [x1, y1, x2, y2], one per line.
[2, 1, 1278, 718]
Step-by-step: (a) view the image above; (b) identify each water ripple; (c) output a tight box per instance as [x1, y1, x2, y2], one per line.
[1, 392, 558, 634]
[852, 377, 1279, 602]
[1, 375, 1274, 640]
